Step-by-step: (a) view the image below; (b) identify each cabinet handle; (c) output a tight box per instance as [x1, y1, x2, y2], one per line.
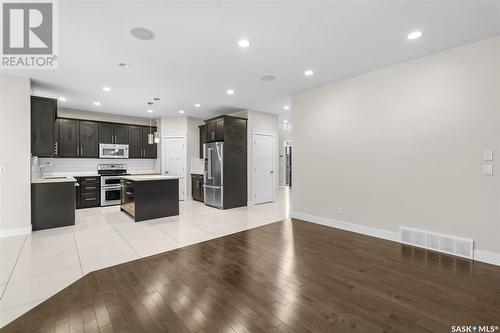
[114, 135, 117, 143]
[80, 147, 83, 156]
[76, 147, 79, 156]
[85, 186, 96, 190]
[85, 198, 96, 201]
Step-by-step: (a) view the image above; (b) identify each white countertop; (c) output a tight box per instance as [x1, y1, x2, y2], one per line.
[121, 175, 179, 182]
[129, 170, 161, 175]
[31, 176, 77, 184]
[42, 170, 161, 178]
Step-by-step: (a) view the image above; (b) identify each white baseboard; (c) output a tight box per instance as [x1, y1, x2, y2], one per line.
[0, 226, 31, 238]
[291, 211, 500, 267]
[291, 211, 400, 242]
[474, 250, 500, 266]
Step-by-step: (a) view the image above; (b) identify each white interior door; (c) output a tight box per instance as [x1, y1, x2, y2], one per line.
[253, 133, 275, 204]
[162, 137, 186, 201]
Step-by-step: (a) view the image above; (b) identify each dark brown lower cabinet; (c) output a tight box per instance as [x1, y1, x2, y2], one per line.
[75, 176, 100, 209]
[191, 174, 204, 202]
[32, 181, 75, 231]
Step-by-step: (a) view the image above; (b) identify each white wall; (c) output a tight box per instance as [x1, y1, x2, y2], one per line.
[0, 73, 31, 237]
[292, 36, 500, 259]
[232, 110, 280, 204]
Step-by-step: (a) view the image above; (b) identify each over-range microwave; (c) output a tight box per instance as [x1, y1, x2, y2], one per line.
[99, 144, 129, 159]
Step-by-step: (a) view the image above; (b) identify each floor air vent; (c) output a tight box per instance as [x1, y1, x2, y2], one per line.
[400, 227, 474, 259]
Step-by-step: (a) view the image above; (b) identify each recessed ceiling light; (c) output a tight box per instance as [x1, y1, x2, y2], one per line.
[283, 120, 288, 124]
[283, 105, 290, 110]
[58, 97, 66, 102]
[194, 103, 201, 108]
[261, 75, 276, 81]
[238, 39, 251, 48]
[304, 70, 314, 76]
[102, 86, 111, 92]
[130, 27, 155, 41]
[147, 109, 154, 113]
[226, 89, 235, 95]
[93, 102, 101, 106]
[118, 63, 129, 68]
[407, 31, 423, 40]
[179, 110, 185, 114]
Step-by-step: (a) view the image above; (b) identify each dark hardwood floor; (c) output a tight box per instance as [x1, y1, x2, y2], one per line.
[2, 219, 500, 332]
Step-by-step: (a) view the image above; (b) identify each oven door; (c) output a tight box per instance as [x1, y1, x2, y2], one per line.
[101, 186, 122, 206]
[99, 144, 129, 159]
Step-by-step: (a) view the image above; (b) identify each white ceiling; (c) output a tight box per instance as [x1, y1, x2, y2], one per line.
[5, 1, 500, 120]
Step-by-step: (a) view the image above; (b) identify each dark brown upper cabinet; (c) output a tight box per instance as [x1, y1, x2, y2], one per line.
[199, 125, 206, 158]
[113, 124, 128, 144]
[79, 121, 99, 158]
[142, 126, 157, 159]
[98, 123, 128, 144]
[128, 125, 156, 159]
[31, 96, 57, 157]
[58, 119, 98, 158]
[128, 125, 142, 158]
[98, 123, 113, 144]
[58, 119, 79, 158]
[205, 117, 224, 142]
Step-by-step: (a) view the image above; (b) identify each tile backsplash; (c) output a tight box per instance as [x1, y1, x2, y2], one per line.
[32, 157, 158, 178]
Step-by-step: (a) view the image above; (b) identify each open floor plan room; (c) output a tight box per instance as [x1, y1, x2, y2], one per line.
[1, 1, 500, 332]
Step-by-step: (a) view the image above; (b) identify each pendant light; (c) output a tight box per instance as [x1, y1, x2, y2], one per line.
[154, 112, 160, 143]
[147, 102, 154, 144]
[153, 98, 161, 143]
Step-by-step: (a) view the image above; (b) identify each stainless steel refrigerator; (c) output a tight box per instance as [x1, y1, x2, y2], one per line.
[203, 141, 224, 208]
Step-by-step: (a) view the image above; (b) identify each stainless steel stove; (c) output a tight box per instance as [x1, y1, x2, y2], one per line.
[97, 164, 127, 206]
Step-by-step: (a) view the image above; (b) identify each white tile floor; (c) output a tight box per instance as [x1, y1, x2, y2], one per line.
[0, 189, 289, 327]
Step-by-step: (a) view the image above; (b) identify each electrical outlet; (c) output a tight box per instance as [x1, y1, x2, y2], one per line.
[483, 164, 493, 176]
[0, 166, 5, 174]
[338, 207, 343, 216]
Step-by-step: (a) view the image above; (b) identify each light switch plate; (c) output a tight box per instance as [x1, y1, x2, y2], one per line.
[483, 150, 494, 161]
[483, 164, 493, 176]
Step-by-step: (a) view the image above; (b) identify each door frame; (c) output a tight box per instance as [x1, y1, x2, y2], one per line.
[161, 136, 187, 201]
[284, 139, 292, 186]
[252, 131, 276, 205]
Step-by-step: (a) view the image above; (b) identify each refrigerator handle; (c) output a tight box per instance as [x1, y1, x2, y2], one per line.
[207, 147, 213, 179]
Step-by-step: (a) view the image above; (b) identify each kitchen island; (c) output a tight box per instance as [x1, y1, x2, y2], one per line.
[120, 175, 179, 222]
